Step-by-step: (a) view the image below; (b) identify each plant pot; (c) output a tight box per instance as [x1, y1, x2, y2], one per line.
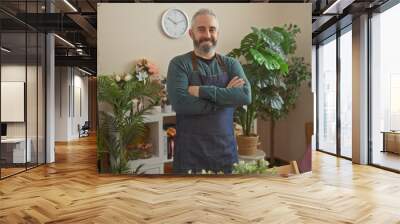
[236, 134, 259, 156]
[109, 154, 121, 173]
[132, 99, 144, 113]
[162, 104, 172, 113]
[150, 105, 162, 114]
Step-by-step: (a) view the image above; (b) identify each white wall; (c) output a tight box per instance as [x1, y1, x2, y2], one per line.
[1, 65, 39, 137]
[55, 67, 89, 141]
[72, 73, 89, 138]
[98, 3, 312, 162]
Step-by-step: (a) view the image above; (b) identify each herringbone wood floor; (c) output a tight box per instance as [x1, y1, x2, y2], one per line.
[1, 136, 400, 224]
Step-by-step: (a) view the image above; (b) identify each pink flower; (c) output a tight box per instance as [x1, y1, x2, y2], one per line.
[134, 58, 161, 83]
[147, 62, 159, 75]
[149, 74, 161, 84]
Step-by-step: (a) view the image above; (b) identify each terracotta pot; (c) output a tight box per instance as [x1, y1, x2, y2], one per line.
[236, 134, 259, 156]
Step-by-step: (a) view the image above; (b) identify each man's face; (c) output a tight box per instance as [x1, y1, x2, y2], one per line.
[189, 14, 219, 54]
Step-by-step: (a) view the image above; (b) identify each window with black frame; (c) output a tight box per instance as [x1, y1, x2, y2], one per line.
[317, 35, 337, 155]
[0, 0, 46, 179]
[316, 25, 353, 159]
[370, 2, 400, 172]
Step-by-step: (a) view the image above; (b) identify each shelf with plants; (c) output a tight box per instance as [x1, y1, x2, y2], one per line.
[162, 114, 176, 164]
[97, 58, 167, 174]
[126, 111, 176, 174]
[127, 120, 163, 173]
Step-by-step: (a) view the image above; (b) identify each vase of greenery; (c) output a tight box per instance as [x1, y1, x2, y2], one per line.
[228, 25, 310, 165]
[97, 60, 162, 174]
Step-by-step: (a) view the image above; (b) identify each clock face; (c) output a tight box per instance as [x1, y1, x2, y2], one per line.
[161, 8, 189, 39]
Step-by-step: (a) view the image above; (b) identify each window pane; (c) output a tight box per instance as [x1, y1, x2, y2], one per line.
[318, 37, 337, 154]
[371, 3, 400, 171]
[38, 32, 46, 165]
[27, 31, 38, 169]
[340, 29, 352, 158]
[1, 31, 28, 178]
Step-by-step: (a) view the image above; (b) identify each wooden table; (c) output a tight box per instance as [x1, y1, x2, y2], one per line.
[381, 131, 400, 154]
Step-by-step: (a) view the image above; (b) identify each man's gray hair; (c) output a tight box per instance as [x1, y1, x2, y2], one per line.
[191, 8, 218, 28]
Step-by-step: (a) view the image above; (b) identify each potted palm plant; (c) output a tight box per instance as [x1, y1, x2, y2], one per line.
[97, 59, 162, 174]
[228, 24, 310, 164]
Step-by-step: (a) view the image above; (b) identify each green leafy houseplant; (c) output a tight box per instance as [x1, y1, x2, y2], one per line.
[228, 25, 311, 164]
[97, 60, 162, 174]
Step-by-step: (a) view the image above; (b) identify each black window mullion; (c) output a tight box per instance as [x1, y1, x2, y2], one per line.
[367, 10, 373, 165]
[336, 27, 341, 157]
[316, 45, 320, 151]
[25, 0, 28, 171]
[36, 0, 39, 168]
[44, 31, 47, 164]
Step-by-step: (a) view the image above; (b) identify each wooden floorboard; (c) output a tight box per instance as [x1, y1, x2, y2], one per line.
[1, 135, 400, 223]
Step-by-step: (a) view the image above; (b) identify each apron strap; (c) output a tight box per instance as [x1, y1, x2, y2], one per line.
[191, 51, 227, 73]
[191, 51, 198, 72]
[216, 54, 227, 73]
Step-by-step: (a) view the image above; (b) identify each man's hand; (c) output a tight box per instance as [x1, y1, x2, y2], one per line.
[227, 76, 245, 88]
[188, 86, 200, 97]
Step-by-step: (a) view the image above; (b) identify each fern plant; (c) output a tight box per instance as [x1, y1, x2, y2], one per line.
[97, 71, 162, 174]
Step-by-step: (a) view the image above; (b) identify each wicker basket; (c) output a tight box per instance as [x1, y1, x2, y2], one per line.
[236, 135, 259, 156]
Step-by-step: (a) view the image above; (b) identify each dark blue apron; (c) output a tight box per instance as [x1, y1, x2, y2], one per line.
[172, 51, 238, 174]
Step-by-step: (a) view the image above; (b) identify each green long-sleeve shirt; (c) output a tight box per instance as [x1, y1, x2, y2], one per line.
[167, 51, 251, 115]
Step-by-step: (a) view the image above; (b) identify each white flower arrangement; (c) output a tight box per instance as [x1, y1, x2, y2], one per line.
[124, 73, 132, 81]
[113, 73, 133, 83]
[114, 74, 121, 82]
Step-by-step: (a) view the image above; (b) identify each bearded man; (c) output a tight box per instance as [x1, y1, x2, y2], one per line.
[166, 8, 251, 174]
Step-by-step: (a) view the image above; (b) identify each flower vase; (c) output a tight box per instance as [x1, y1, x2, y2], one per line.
[162, 104, 172, 113]
[150, 105, 162, 114]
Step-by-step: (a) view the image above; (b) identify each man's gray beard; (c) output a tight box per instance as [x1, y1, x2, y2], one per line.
[199, 43, 216, 54]
[194, 40, 217, 54]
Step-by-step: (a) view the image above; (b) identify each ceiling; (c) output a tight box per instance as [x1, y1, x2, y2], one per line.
[0, 0, 392, 74]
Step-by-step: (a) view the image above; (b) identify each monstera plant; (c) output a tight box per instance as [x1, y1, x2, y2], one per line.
[228, 24, 310, 165]
[97, 59, 162, 174]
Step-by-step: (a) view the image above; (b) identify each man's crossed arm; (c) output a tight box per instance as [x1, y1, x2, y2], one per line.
[167, 58, 251, 115]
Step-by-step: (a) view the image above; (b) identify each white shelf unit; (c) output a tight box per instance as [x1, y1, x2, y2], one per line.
[127, 111, 176, 174]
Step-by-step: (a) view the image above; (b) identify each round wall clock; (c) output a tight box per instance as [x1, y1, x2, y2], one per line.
[161, 8, 189, 39]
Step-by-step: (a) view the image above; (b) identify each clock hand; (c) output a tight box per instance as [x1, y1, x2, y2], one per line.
[176, 19, 185, 24]
[167, 17, 177, 25]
